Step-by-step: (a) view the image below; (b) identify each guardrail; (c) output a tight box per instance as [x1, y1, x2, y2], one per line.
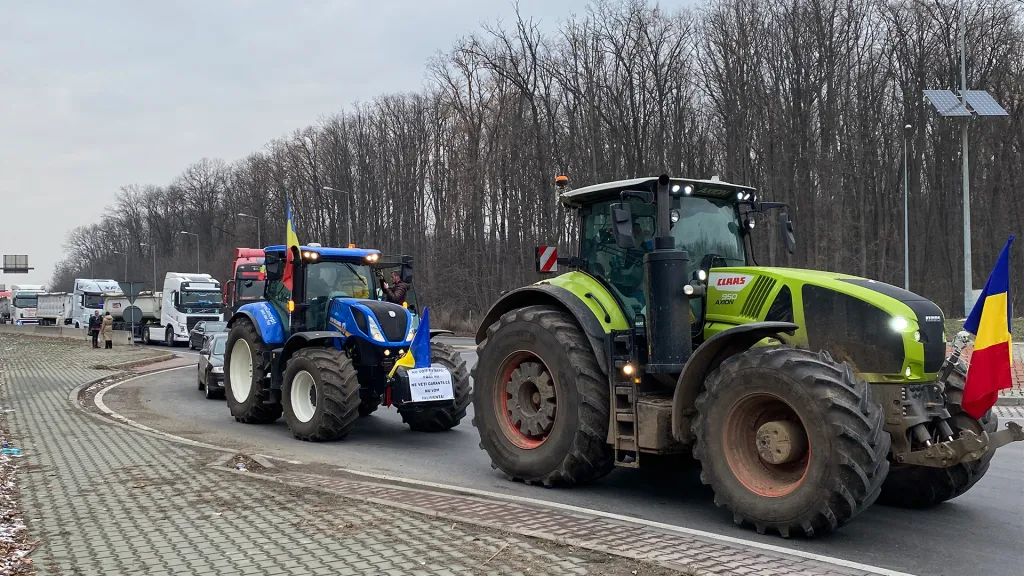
[0, 324, 135, 345]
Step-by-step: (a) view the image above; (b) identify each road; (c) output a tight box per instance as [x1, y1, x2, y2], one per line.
[112, 338, 1024, 576]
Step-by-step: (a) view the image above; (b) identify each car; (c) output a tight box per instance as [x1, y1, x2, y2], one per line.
[197, 333, 227, 399]
[188, 320, 227, 350]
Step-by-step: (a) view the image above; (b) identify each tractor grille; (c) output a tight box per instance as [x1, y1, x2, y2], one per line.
[740, 276, 777, 319]
[186, 316, 221, 332]
[359, 301, 409, 342]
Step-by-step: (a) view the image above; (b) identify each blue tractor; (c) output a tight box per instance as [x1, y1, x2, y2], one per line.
[222, 243, 470, 441]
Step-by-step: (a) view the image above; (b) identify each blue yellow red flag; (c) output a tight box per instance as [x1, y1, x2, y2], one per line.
[282, 199, 300, 291]
[962, 235, 1014, 419]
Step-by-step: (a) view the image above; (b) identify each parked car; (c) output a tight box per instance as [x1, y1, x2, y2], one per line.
[197, 333, 227, 399]
[188, 320, 227, 350]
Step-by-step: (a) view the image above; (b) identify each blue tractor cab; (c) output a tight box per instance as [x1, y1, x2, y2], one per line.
[223, 243, 469, 441]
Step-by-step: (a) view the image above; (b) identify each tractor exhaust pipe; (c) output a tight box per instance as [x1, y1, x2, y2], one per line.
[644, 174, 691, 374]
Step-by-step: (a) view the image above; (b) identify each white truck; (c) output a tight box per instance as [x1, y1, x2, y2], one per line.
[71, 279, 123, 328]
[37, 293, 75, 326]
[141, 273, 223, 346]
[10, 285, 46, 326]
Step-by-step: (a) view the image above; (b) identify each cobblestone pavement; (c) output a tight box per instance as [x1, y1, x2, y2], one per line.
[0, 334, 669, 575]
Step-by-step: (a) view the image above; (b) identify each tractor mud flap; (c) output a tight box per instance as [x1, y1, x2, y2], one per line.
[896, 421, 1024, 468]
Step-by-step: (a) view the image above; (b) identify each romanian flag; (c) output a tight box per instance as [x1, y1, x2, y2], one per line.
[962, 235, 1015, 419]
[281, 199, 300, 291]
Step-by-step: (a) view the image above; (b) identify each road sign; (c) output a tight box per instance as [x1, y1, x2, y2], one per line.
[1, 255, 31, 274]
[118, 282, 146, 305]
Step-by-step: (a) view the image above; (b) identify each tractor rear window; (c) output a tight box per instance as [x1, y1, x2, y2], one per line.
[802, 285, 904, 374]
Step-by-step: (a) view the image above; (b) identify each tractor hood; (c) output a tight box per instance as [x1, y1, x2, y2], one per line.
[705, 267, 947, 381]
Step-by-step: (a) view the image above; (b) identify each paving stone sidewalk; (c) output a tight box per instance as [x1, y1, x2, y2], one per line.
[0, 334, 666, 575]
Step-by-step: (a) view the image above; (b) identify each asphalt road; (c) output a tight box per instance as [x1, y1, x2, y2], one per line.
[115, 339, 1024, 576]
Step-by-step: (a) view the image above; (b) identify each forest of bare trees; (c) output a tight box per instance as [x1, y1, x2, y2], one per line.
[53, 0, 1024, 326]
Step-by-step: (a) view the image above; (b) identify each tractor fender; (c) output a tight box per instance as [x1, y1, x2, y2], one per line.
[231, 301, 286, 346]
[671, 321, 798, 442]
[475, 285, 610, 375]
[429, 329, 455, 339]
[280, 331, 344, 366]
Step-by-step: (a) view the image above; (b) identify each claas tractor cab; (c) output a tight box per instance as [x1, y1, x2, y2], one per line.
[471, 174, 1023, 538]
[223, 243, 470, 441]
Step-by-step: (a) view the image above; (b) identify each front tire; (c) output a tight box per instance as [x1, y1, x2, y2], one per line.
[692, 346, 890, 538]
[877, 364, 998, 508]
[398, 342, 471, 432]
[281, 348, 360, 441]
[224, 318, 282, 424]
[472, 305, 614, 487]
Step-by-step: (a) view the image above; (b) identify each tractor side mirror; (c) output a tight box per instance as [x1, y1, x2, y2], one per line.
[264, 253, 284, 281]
[778, 212, 796, 254]
[609, 203, 635, 249]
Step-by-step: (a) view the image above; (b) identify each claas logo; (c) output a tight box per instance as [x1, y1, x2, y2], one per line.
[716, 276, 747, 287]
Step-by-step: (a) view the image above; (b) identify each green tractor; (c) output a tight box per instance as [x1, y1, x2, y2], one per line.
[471, 174, 1024, 537]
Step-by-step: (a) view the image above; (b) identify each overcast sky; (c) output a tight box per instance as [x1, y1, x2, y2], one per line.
[0, 0, 692, 288]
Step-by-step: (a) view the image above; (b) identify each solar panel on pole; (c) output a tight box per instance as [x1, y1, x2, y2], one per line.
[963, 90, 1008, 116]
[923, 90, 972, 116]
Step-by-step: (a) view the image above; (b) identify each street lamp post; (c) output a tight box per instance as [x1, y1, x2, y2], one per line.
[238, 213, 261, 247]
[112, 251, 127, 282]
[179, 231, 199, 272]
[140, 243, 157, 290]
[322, 187, 351, 246]
[903, 123, 912, 291]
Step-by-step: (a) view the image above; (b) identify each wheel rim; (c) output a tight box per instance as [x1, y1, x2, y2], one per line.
[722, 393, 811, 498]
[493, 352, 556, 450]
[229, 338, 253, 403]
[290, 370, 317, 423]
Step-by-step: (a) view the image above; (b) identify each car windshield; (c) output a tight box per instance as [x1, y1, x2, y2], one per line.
[203, 322, 227, 333]
[13, 295, 37, 308]
[212, 337, 227, 355]
[305, 260, 374, 300]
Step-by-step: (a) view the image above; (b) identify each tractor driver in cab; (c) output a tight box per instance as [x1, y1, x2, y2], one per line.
[382, 271, 409, 305]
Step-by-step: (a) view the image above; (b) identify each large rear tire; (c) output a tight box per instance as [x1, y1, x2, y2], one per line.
[692, 346, 890, 538]
[877, 364, 998, 508]
[281, 348, 361, 442]
[472, 305, 614, 487]
[398, 342, 471, 432]
[224, 318, 282, 424]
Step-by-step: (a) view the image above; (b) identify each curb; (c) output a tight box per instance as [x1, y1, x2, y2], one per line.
[995, 395, 1024, 406]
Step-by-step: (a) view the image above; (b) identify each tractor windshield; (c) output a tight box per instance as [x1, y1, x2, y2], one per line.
[305, 260, 374, 300]
[580, 195, 746, 319]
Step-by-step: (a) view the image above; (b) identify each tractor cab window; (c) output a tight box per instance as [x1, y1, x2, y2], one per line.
[580, 199, 657, 317]
[671, 196, 747, 276]
[304, 260, 375, 329]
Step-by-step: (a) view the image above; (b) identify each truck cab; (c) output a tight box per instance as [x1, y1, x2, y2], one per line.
[224, 248, 266, 316]
[71, 279, 122, 328]
[10, 285, 46, 326]
[160, 273, 224, 346]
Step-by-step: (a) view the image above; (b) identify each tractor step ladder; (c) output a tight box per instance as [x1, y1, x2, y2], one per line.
[611, 332, 639, 468]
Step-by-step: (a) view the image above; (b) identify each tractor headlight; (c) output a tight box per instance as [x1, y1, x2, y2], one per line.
[405, 326, 416, 343]
[670, 209, 680, 223]
[367, 318, 386, 343]
[212, 366, 223, 374]
[889, 316, 909, 332]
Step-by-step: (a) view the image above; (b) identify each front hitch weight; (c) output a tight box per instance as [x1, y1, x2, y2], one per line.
[896, 421, 1024, 468]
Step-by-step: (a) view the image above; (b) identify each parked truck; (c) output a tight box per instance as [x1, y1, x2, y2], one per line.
[104, 292, 162, 341]
[70, 279, 123, 328]
[223, 248, 265, 317]
[139, 273, 223, 346]
[9, 285, 46, 325]
[37, 293, 74, 326]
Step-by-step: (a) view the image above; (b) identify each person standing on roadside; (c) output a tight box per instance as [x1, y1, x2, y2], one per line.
[88, 311, 101, 348]
[101, 312, 114, 349]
